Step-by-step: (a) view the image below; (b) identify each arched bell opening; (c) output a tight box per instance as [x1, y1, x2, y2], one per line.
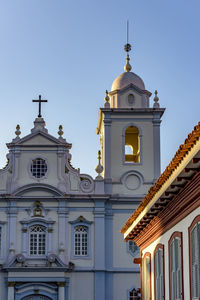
[125, 126, 140, 163]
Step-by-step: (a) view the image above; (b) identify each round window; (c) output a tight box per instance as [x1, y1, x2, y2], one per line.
[30, 158, 47, 178]
[128, 94, 135, 106]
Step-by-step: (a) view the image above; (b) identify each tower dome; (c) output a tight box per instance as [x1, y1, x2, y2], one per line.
[111, 71, 145, 91]
[111, 41, 145, 92]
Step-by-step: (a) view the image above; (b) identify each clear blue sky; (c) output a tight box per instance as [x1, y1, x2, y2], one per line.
[0, 0, 200, 177]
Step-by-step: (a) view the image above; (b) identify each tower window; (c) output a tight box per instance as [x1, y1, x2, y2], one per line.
[125, 126, 140, 163]
[128, 94, 135, 106]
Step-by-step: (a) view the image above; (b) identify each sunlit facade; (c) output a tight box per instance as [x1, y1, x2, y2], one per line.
[121, 122, 200, 300]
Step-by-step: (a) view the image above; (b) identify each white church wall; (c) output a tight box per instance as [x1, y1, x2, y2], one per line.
[119, 90, 143, 109]
[68, 272, 94, 300]
[0, 273, 6, 299]
[68, 202, 94, 208]
[113, 273, 140, 300]
[113, 213, 140, 269]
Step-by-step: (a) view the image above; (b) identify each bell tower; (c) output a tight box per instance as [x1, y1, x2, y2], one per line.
[96, 41, 165, 195]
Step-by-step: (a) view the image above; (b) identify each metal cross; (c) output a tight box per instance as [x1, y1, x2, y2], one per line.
[32, 95, 48, 118]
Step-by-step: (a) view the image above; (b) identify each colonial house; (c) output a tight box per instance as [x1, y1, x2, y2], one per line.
[0, 42, 164, 300]
[121, 121, 200, 300]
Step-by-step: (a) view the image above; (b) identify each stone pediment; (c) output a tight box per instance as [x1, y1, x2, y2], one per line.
[7, 131, 71, 149]
[19, 134, 61, 146]
[1, 117, 95, 195]
[110, 82, 152, 97]
[5, 253, 70, 271]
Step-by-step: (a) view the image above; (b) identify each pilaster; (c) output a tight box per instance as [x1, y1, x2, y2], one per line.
[7, 200, 17, 259]
[94, 200, 106, 300]
[58, 200, 69, 263]
[7, 282, 15, 300]
[105, 203, 113, 300]
[58, 282, 65, 300]
[11, 148, 21, 192]
[153, 114, 162, 181]
[103, 116, 111, 180]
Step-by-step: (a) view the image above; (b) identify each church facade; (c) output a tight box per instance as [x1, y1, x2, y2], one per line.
[0, 45, 164, 300]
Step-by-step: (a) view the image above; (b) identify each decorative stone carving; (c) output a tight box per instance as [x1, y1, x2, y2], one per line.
[104, 90, 110, 108]
[26, 201, 47, 217]
[153, 90, 160, 108]
[95, 150, 103, 180]
[80, 175, 94, 193]
[15, 125, 21, 138]
[121, 171, 143, 191]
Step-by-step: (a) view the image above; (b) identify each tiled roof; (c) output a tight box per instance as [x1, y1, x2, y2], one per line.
[121, 121, 200, 234]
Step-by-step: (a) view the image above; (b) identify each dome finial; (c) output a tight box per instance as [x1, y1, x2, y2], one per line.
[124, 20, 132, 72]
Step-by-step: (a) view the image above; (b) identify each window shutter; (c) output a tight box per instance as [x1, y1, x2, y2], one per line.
[146, 256, 150, 300]
[155, 248, 164, 300]
[143, 255, 151, 300]
[170, 241, 175, 300]
[155, 250, 160, 300]
[143, 256, 146, 299]
[176, 238, 182, 300]
[198, 223, 200, 299]
[160, 249, 164, 300]
[191, 223, 200, 300]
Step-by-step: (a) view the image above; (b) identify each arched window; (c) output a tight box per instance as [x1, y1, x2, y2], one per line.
[125, 126, 140, 163]
[128, 94, 135, 106]
[29, 225, 46, 256]
[142, 252, 151, 300]
[154, 244, 165, 300]
[168, 232, 183, 300]
[189, 216, 200, 300]
[74, 225, 88, 256]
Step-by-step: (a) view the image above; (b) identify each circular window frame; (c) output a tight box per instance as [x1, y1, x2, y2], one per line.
[121, 171, 143, 191]
[28, 157, 49, 180]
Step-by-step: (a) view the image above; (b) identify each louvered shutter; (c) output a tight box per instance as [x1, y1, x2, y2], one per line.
[191, 223, 200, 300]
[143, 256, 147, 299]
[146, 256, 150, 300]
[198, 223, 200, 299]
[143, 255, 151, 300]
[170, 240, 175, 300]
[176, 238, 182, 300]
[155, 250, 160, 300]
[160, 249, 164, 300]
[155, 248, 164, 300]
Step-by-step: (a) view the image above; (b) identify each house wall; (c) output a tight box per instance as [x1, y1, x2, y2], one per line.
[141, 206, 200, 300]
